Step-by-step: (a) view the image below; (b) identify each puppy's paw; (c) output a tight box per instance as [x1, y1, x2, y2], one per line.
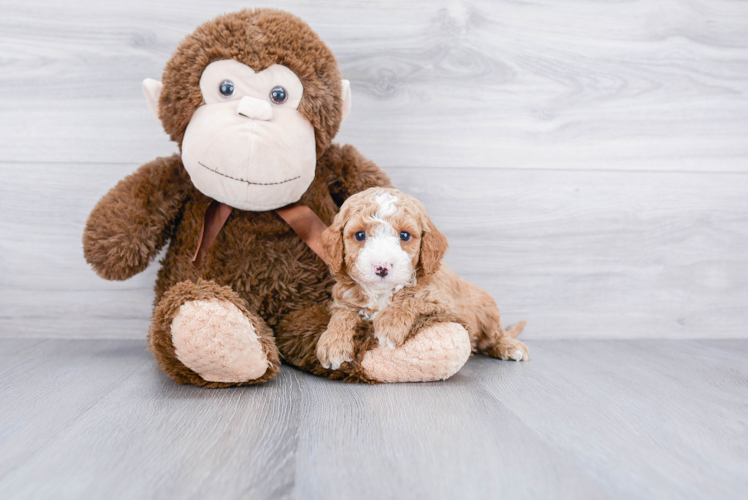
[374, 325, 410, 350]
[489, 337, 530, 362]
[375, 334, 397, 350]
[316, 330, 355, 370]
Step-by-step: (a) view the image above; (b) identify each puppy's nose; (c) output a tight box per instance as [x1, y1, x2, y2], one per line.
[375, 265, 389, 278]
[237, 96, 273, 121]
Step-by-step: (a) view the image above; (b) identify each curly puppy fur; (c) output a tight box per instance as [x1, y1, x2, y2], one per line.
[83, 9, 393, 386]
[316, 187, 529, 368]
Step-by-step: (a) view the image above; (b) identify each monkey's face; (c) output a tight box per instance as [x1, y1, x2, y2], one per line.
[178, 60, 317, 211]
[144, 10, 352, 211]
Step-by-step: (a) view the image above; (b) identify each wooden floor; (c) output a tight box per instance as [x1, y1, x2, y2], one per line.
[1, 339, 746, 500]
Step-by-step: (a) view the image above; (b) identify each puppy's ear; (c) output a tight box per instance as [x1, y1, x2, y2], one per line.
[321, 209, 347, 275]
[419, 214, 449, 277]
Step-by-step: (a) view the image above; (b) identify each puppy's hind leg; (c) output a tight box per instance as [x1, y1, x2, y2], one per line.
[472, 289, 529, 362]
[484, 332, 530, 362]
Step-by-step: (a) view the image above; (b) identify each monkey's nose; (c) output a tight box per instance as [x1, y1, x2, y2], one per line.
[237, 96, 273, 121]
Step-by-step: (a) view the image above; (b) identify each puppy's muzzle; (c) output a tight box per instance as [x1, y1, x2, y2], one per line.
[375, 264, 390, 278]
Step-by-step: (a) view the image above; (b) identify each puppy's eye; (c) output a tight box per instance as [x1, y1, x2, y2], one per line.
[269, 86, 288, 104]
[355, 231, 367, 242]
[399, 232, 411, 242]
[219, 80, 235, 98]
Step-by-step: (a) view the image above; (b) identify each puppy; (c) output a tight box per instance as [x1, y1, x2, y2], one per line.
[316, 187, 529, 370]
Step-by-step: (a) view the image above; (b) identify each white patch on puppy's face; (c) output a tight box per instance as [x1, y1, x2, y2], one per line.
[351, 192, 415, 294]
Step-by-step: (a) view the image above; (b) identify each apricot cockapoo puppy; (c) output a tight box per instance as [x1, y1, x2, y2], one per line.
[317, 187, 529, 370]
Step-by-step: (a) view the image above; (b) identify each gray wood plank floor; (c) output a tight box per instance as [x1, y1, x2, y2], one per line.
[1, 339, 746, 500]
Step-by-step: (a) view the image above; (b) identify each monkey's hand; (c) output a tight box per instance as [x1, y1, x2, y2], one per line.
[316, 327, 355, 370]
[83, 154, 189, 281]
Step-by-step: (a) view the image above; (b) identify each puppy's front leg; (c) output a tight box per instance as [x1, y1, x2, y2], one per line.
[373, 304, 418, 350]
[374, 291, 450, 349]
[316, 307, 359, 370]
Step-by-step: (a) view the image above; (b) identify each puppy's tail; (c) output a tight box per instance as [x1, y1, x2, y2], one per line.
[505, 320, 527, 338]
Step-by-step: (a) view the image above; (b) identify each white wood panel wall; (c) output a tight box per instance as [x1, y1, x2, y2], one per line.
[1, 0, 747, 339]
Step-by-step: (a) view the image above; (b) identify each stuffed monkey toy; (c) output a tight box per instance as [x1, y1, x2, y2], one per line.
[83, 9, 472, 387]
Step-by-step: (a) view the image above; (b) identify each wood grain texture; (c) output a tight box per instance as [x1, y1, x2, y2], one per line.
[1, 1, 747, 340]
[2, 4, 746, 498]
[0, 339, 746, 499]
[0, 340, 300, 500]
[0, 0, 746, 170]
[470, 340, 748, 500]
[2, 162, 746, 339]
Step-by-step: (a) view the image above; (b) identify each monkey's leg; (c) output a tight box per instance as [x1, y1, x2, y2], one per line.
[275, 305, 471, 383]
[148, 279, 280, 387]
[360, 322, 472, 383]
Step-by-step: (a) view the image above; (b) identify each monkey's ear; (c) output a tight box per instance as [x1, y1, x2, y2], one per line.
[142, 78, 163, 123]
[341, 79, 352, 122]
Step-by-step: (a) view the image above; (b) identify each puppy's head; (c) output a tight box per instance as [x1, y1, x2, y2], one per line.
[321, 187, 448, 289]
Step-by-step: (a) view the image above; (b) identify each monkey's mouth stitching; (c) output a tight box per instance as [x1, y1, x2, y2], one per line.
[198, 162, 300, 186]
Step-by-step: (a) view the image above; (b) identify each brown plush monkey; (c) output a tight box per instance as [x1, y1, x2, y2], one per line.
[83, 9, 472, 387]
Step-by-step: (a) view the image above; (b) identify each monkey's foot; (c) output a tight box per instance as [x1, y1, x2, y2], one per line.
[149, 279, 280, 387]
[171, 300, 269, 383]
[361, 322, 471, 383]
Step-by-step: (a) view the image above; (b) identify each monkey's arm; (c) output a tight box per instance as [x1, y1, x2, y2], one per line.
[321, 143, 393, 204]
[83, 154, 190, 281]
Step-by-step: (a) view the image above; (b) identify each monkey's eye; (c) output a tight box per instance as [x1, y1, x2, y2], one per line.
[269, 86, 288, 104]
[355, 231, 367, 242]
[400, 232, 411, 242]
[219, 80, 235, 98]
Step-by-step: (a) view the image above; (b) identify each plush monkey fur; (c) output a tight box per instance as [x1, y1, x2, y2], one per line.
[83, 9, 471, 386]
